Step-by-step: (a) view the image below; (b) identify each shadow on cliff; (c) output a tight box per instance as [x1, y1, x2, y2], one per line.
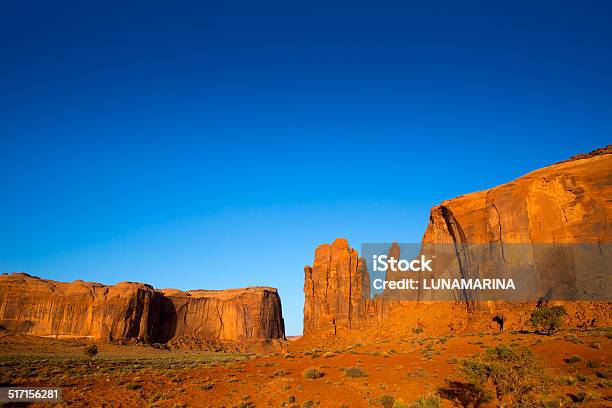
[153, 296, 178, 343]
[437, 381, 492, 407]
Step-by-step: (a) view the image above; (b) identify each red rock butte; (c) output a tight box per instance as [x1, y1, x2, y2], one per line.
[304, 146, 612, 338]
[0, 273, 285, 344]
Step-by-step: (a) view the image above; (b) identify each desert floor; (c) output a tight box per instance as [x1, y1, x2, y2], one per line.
[0, 328, 610, 407]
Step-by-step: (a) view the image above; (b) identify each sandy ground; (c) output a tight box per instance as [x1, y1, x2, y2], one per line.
[0, 328, 610, 407]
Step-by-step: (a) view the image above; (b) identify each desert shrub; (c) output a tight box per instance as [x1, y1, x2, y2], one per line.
[558, 375, 577, 385]
[459, 344, 549, 405]
[301, 401, 314, 408]
[587, 360, 601, 368]
[530, 306, 566, 335]
[270, 368, 289, 377]
[378, 394, 394, 408]
[322, 351, 335, 358]
[565, 355, 582, 364]
[125, 382, 141, 390]
[564, 334, 582, 344]
[412, 327, 424, 334]
[343, 366, 367, 378]
[391, 399, 408, 408]
[232, 402, 254, 408]
[407, 394, 442, 408]
[283, 352, 295, 359]
[84, 344, 98, 358]
[150, 392, 163, 402]
[303, 367, 324, 379]
[590, 342, 602, 349]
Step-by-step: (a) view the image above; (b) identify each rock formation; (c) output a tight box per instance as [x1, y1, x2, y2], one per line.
[303, 238, 369, 336]
[156, 287, 285, 342]
[303, 146, 612, 336]
[0, 273, 285, 343]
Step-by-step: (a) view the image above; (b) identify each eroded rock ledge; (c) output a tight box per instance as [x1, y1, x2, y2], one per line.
[0, 273, 285, 344]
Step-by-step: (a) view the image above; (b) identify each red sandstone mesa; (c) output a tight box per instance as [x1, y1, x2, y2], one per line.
[304, 146, 612, 337]
[0, 273, 285, 343]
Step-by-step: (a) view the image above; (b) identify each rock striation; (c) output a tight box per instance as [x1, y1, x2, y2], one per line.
[303, 238, 369, 336]
[0, 273, 285, 343]
[303, 146, 612, 336]
[156, 287, 285, 342]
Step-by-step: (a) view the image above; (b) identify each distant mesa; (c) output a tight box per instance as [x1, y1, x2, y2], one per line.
[0, 273, 285, 346]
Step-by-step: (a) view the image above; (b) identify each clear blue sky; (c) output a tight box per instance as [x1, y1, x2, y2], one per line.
[1, 1, 611, 335]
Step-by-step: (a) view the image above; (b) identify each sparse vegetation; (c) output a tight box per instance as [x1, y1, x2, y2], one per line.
[303, 367, 324, 379]
[270, 368, 289, 377]
[199, 382, 214, 390]
[125, 382, 142, 390]
[590, 342, 602, 349]
[459, 344, 549, 405]
[530, 306, 567, 335]
[343, 366, 367, 378]
[565, 355, 582, 364]
[84, 344, 98, 358]
[407, 394, 442, 408]
[378, 394, 394, 408]
[586, 360, 601, 369]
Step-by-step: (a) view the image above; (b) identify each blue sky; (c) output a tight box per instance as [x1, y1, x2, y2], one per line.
[1, 1, 611, 335]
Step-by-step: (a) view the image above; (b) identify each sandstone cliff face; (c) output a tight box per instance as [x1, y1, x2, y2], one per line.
[157, 287, 285, 342]
[0, 273, 159, 341]
[421, 146, 611, 303]
[0, 273, 285, 343]
[303, 239, 369, 336]
[303, 147, 612, 336]
[423, 147, 611, 245]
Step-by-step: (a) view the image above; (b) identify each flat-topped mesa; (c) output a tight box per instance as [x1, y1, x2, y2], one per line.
[0, 273, 159, 341]
[0, 273, 285, 343]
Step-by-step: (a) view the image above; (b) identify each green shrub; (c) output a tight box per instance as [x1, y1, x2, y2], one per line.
[565, 355, 582, 364]
[587, 360, 601, 368]
[270, 368, 289, 377]
[391, 399, 408, 408]
[530, 306, 566, 335]
[412, 327, 424, 334]
[84, 344, 98, 358]
[459, 344, 548, 404]
[378, 394, 394, 408]
[343, 366, 367, 378]
[590, 342, 602, 349]
[303, 367, 324, 379]
[408, 395, 442, 408]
